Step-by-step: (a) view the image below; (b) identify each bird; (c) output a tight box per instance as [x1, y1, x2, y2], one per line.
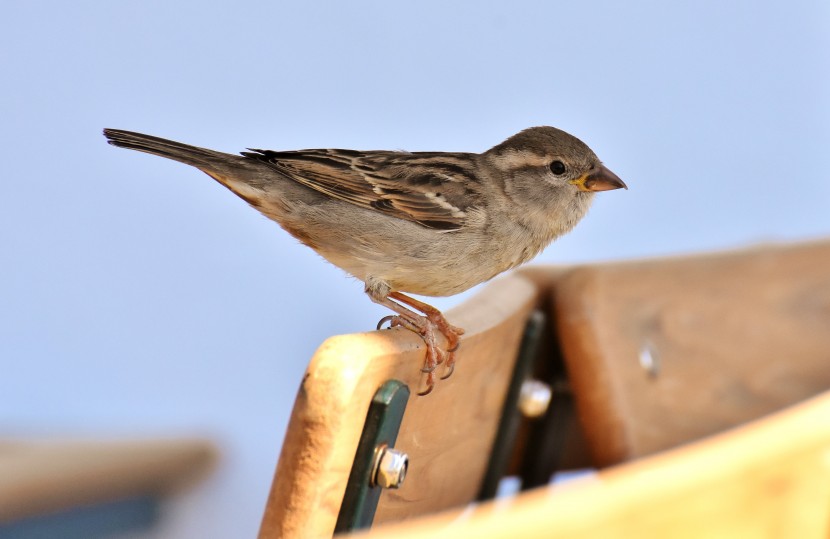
[103, 126, 626, 395]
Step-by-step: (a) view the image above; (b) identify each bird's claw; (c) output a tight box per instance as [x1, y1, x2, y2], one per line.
[417, 383, 434, 397]
[440, 362, 455, 380]
[376, 315, 398, 330]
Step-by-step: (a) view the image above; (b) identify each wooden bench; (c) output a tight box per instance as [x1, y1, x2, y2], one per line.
[259, 240, 830, 538]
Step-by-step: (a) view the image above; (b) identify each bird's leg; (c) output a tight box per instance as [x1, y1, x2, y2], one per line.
[370, 294, 442, 395]
[388, 292, 465, 380]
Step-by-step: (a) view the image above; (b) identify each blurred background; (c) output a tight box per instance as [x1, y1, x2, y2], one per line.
[1, 1, 828, 537]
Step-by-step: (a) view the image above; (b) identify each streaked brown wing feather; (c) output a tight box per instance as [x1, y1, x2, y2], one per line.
[241, 149, 480, 230]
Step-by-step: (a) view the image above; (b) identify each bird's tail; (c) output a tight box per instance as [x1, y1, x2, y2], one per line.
[103, 128, 276, 209]
[103, 128, 246, 172]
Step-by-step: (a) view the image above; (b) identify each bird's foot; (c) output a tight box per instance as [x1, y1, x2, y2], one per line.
[425, 312, 464, 380]
[375, 292, 466, 394]
[387, 292, 464, 381]
[377, 313, 443, 395]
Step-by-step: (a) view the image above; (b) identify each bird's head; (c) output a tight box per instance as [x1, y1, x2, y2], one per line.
[482, 125, 627, 235]
[485, 125, 626, 193]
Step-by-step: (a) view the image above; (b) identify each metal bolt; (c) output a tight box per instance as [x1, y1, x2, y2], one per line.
[372, 445, 408, 489]
[518, 379, 552, 418]
[639, 342, 660, 378]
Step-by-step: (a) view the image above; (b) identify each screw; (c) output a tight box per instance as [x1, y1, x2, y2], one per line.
[372, 445, 408, 489]
[518, 379, 552, 418]
[639, 342, 660, 378]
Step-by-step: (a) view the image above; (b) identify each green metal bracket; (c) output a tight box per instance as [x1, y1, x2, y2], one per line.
[478, 309, 546, 500]
[334, 379, 410, 533]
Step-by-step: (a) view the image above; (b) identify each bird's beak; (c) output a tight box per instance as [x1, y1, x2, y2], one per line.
[570, 165, 628, 192]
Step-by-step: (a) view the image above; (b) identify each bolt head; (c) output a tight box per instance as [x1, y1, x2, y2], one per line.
[518, 379, 552, 418]
[373, 447, 409, 489]
[639, 342, 661, 378]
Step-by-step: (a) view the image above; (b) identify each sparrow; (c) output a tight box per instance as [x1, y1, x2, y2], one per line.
[103, 126, 626, 395]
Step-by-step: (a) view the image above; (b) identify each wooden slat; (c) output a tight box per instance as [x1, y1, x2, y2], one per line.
[354, 388, 830, 539]
[258, 274, 540, 539]
[549, 240, 830, 465]
[0, 438, 216, 522]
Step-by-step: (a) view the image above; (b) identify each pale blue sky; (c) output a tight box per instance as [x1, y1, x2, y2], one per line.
[2, 2, 829, 537]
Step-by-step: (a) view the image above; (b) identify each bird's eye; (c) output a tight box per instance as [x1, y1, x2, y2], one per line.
[549, 160, 566, 175]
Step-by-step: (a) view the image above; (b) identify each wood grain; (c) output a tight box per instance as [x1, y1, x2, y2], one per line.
[355, 388, 830, 539]
[258, 274, 539, 539]
[550, 240, 830, 466]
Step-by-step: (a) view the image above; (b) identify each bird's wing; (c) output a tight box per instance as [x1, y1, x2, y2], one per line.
[241, 149, 482, 230]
